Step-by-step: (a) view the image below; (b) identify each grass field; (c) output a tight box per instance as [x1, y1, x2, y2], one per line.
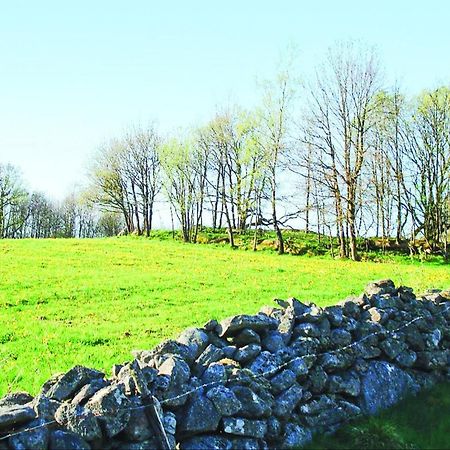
[0, 237, 449, 448]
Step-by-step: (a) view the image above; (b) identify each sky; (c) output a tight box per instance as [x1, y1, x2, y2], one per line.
[0, 0, 449, 200]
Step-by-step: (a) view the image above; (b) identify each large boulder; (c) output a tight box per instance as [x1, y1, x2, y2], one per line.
[0, 405, 36, 430]
[55, 403, 102, 442]
[178, 394, 221, 436]
[8, 418, 49, 450]
[359, 361, 419, 415]
[176, 328, 210, 360]
[85, 385, 131, 438]
[46, 366, 104, 402]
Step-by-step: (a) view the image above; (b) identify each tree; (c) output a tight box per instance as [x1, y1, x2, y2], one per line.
[302, 41, 381, 260]
[160, 137, 206, 243]
[404, 87, 450, 258]
[257, 67, 295, 255]
[123, 126, 161, 236]
[89, 126, 162, 236]
[198, 108, 264, 246]
[0, 164, 29, 238]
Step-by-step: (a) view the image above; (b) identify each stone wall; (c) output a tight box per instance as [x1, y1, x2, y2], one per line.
[0, 280, 449, 449]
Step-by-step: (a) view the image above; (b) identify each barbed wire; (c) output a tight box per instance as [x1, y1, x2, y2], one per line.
[0, 301, 448, 444]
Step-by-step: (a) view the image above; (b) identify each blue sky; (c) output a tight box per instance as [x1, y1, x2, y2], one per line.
[0, 0, 449, 199]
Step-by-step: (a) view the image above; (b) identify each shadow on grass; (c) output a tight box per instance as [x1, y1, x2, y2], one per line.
[305, 382, 450, 449]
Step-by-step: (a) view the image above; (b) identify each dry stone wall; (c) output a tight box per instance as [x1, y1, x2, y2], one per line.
[0, 280, 449, 449]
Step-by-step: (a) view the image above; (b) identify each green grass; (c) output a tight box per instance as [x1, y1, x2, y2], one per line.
[0, 237, 449, 449]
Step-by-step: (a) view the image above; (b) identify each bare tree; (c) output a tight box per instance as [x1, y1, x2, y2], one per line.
[257, 68, 295, 255]
[302, 41, 381, 260]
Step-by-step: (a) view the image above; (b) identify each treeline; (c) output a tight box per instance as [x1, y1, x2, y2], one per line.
[89, 43, 449, 260]
[2, 42, 449, 260]
[0, 164, 123, 238]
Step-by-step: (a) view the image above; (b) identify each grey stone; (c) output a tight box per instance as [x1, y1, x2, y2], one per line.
[72, 379, 109, 406]
[55, 403, 102, 441]
[204, 319, 218, 331]
[247, 351, 280, 375]
[135, 339, 196, 365]
[47, 366, 104, 402]
[216, 314, 279, 338]
[158, 356, 191, 386]
[152, 375, 170, 393]
[260, 305, 284, 319]
[195, 345, 224, 370]
[222, 345, 237, 359]
[117, 439, 161, 450]
[309, 366, 328, 394]
[179, 394, 221, 435]
[281, 423, 312, 449]
[373, 295, 402, 310]
[305, 401, 360, 428]
[270, 369, 296, 395]
[318, 318, 331, 337]
[365, 307, 383, 323]
[233, 329, 261, 346]
[0, 405, 36, 430]
[230, 438, 260, 450]
[359, 361, 420, 415]
[163, 412, 177, 435]
[273, 383, 303, 418]
[40, 374, 64, 397]
[202, 363, 227, 385]
[206, 386, 242, 416]
[340, 299, 363, 319]
[320, 352, 352, 372]
[122, 397, 153, 442]
[355, 342, 382, 359]
[85, 385, 131, 438]
[0, 392, 33, 408]
[285, 297, 313, 317]
[293, 323, 320, 338]
[415, 351, 447, 370]
[278, 306, 296, 343]
[296, 305, 323, 323]
[266, 416, 281, 440]
[261, 331, 286, 353]
[425, 329, 442, 349]
[222, 417, 267, 438]
[231, 386, 271, 418]
[289, 337, 320, 357]
[288, 358, 309, 378]
[49, 430, 90, 450]
[179, 435, 232, 450]
[395, 350, 417, 368]
[330, 328, 352, 348]
[234, 344, 261, 364]
[380, 338, 407, 359]
[177, 328, 210, 359]
[324, 306, 343, 327]
[365, 279, 396, 297]
[299, 395, 336, 415]
[8, 418, 49, 450]
[329, 372, 361, 396]
[33, 394, 60, 420]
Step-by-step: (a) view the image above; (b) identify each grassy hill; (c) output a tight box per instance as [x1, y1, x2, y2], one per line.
[0, 236, 448, 448]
